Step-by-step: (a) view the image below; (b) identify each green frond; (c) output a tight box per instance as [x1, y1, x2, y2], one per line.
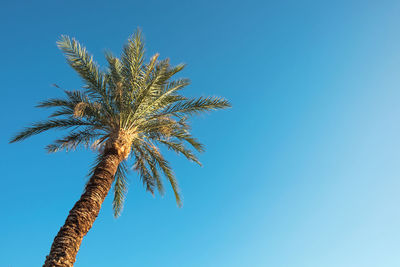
[36, 98, 73, 109]
[147, 61, 186, 96]
[157, 158, 181, 207]
[161, 96, 231, 117]
[10, 118, 94, 143]
[36, 98, 74, 118]
[163, 78, 191, 95]
[133, 78, 191, 120]
[105, 52, 123, 100]
[138, 114, 183, 134]
[105, 51, 123, 83]
[132, 145, 156, 194]
[113, 161, 129, 218]
[164, 63, 186, 81]
[170, 129, 205, 152]
[57, 35, 105, 99]
[45, 129, 101, 153]
[130, 54, 161, 113]
[147, 155, 165, 195]
[64, 89, 88, 103]
[48, 107, 74, 118]
[121, 29, 145, 89]
[141, 143, 182, 207]
[159, 139, 201, 166]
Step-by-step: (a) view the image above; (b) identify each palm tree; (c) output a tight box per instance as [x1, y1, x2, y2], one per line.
[10, 30, 230, 267]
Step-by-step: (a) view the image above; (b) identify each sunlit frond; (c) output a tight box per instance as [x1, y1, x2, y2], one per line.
[160, 96, 231, 117]
[121, 30, 145, 90]
[57, 36, 105, 100]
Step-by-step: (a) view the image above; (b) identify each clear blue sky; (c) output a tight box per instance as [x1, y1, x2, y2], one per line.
[1, 0, 400, 266]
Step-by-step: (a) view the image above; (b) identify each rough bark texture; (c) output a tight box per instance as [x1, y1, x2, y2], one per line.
[43, 135, 130, 267]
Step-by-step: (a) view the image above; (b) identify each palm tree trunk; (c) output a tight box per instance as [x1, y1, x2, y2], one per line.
[43, 144, 123, 267]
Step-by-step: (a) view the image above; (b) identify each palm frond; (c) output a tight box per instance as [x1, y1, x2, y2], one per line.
[132, 145, 156, 194]
[120, 30, 145, 90]
[130, 53, 160, 113]
[105, 51, 123, 86]
[113, 161, 129, 218]
[45, 129, 101, 153]
[169, 129, 205, 152]
[147, 155, 165, 195]
[57, 35, 105, 99]
[157, 157, 181, 207]
[36, 98, 73, 109]
[159, 140, 201, 166]
[10, 118, 94, 143]
[133, 78, 191, 120]
[142, 142, 182, 207]
[160, 96, 231, 117]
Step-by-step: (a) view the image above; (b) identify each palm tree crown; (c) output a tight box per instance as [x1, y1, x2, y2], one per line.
[10, 30, 230, 217]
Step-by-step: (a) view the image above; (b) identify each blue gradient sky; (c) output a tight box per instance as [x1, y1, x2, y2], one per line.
[2, 0, 400, 266]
